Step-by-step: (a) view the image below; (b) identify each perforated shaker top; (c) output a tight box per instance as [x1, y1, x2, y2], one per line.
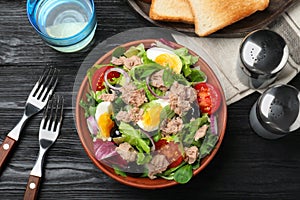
[257, 85, 300, 133]
[240, 30, 289, 76]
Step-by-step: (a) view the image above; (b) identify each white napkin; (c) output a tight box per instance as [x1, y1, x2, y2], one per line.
[173, 2, 300, 105]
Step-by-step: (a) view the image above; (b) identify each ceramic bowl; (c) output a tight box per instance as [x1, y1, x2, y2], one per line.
[75, 39, 227, 189]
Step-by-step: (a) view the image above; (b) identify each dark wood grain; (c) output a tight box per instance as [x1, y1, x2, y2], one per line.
[127, 0, 296, 37]
[0, 0, 300, 199]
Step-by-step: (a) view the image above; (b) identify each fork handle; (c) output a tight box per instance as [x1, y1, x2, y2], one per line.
[0, 136, 17, 172]
[24, 175, 41, 200]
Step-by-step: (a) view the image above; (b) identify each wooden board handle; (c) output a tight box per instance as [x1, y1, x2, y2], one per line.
[0, 136, 17, 172]
[24, 175, 41, 200]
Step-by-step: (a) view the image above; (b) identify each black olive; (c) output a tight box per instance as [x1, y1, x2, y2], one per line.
[110, 124, 121, 138]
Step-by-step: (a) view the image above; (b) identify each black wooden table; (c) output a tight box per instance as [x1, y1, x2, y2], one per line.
[1, 1, 300, 199]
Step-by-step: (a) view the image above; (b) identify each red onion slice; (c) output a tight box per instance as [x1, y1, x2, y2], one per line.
[87, 116, 99, 136]
[140, 129, 156, 152]
[146, 76, 169, 100]
[210, 114, 218, 136]
[104, 68, 130, 91]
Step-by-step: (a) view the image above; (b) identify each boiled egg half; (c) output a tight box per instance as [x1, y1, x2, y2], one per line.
[137, 99, 169, 132]
[146, 47, 182, 74]
[95, 101, 114, 138]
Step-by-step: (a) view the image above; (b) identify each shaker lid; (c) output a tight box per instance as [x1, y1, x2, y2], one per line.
[240, 30, 289, 75]
[257, 85, 300, 133]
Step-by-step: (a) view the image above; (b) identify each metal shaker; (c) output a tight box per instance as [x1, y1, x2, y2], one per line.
[237, 29, 289, 89]
[249, 84, 300, 139]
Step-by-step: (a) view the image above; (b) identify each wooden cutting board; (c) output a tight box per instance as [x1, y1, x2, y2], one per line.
[127, 0, 296, 37]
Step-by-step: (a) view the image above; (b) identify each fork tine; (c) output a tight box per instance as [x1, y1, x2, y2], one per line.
[51, 95, 59, 132]
[57, 96, 64, 131]
[34, 67, 53, 98]
[42, 95, 64, 132]
[36, 67, 57, 100]
[30, 67, 50, 97]
[40, 69, 58, 102]
[50, 95, 64, 132]
[40, 99, 50, 130]
[45, 97, 55, 131]
[36, 67, 58, 101]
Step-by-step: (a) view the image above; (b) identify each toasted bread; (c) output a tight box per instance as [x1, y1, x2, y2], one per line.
[149, 0, 194, 24]
[187, 0, 269, 36]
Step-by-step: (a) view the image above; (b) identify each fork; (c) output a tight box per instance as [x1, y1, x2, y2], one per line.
[24, 95, 64, 200]
[0, 67, 58, 172]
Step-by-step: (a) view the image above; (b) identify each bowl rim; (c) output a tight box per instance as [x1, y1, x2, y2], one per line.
[75, 39, 227, 189]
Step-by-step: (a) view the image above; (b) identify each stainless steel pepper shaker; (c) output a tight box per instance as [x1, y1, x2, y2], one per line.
[249, 84, 300, 139]
[237, 29, 289, 89]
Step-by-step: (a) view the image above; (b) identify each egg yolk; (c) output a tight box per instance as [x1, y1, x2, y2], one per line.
[143, 105, 163, 128]
[98, 112, 114, 138]
[154, 53, 182, 74]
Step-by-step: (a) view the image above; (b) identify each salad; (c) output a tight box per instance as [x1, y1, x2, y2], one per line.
[80, 39, 221, 184]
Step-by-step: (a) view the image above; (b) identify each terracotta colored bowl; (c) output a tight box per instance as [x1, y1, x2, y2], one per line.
[75, 39, 227, 189]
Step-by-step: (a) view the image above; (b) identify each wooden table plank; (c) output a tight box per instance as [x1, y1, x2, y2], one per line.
[0, 0, 299, 199]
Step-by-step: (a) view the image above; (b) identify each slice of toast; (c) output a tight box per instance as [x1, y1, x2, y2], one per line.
[188, 0, 269, 36]
[149, 0, 194, 24]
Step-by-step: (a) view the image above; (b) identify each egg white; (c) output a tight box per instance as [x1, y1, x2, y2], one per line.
[95, 101, 113, 122]
[146, 47, 176, 61]
[137, 99, 169, 132]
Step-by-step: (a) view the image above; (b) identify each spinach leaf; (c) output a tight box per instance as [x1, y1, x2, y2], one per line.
[174, 164, 193, 184]
[162, 68, 175, 87]
[111, 97, 125, 115]
[188, 69, 207, 83]
[182, 114, 209, 145]
[159, 105, 175, 124]
[162, 68, 190, 86]
[112, 46, 126, 58]
[129, 63, 163, 81]
[199, 128, 219, 159]
[119, 122, 151, 153]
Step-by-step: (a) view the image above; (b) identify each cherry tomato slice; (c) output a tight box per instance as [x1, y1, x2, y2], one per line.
[91, 66, 120, 91]
[155, 139, 184, 168]
[194, 82, 221, 115]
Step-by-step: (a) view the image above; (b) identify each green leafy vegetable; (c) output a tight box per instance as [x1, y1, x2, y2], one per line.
[79, 93, 97, 117]
[113, 166, 127, 177]
[174, 48, 199, 77]
[159, 105, 175, 124]
[129, 63, 164, 81]
[174, 164, 193, 184]
[112, 46, 126, 58]
[188, 69, 207, 83]
[162, 68, 190, 86]
[119, 122, 151, 153]
[111, 97, 126, 116]
[137, 152, 152, 165]
[124, 43, 145, 58]
[182, 114, 209, 145]
[136, 81, 164, 102]
[199, 128, 219, 159]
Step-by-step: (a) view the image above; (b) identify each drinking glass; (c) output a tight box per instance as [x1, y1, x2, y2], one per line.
[27, 0, 97, 53]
